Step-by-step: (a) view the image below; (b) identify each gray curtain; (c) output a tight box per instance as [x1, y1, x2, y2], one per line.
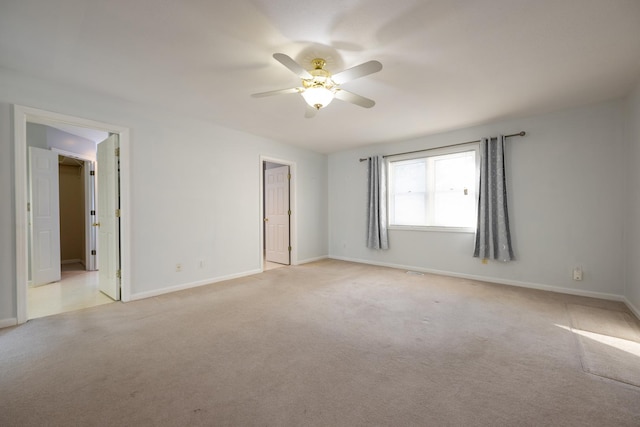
[474, 136, 514, 261]
[366, 156, 389, 250]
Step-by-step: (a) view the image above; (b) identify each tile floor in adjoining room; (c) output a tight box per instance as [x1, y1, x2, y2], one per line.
[28, 261, 286, 319]
[28, 263, 114, 320]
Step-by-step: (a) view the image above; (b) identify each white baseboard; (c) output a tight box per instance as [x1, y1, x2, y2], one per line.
[61, 259, 84, 265]
[329, 255, 627, 303]
[624, 297, 640, 320]
[296, 255, 328, 265]
[128, 268, 263, 301]
[0, 318, 18, 329]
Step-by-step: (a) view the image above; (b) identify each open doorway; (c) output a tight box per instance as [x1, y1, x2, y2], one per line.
[26, 127, 120, 319]
[27, 153, 112, 319]
[260, 157, 297, 271]
[14, 105, 131, 324]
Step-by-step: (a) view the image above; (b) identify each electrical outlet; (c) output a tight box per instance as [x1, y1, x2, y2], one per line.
[573, 267, 583, 281]
[176, 263, 182, 272]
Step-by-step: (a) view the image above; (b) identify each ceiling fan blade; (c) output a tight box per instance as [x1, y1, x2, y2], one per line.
[334, 89, 376, 108]
[251, 87, 301, 98]
[332, 60, 382, 84]
[273, 53, 313, 79]
[304, 106, 317, 119]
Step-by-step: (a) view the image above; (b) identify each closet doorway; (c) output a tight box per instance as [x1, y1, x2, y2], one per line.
[261, 157, 297, 271]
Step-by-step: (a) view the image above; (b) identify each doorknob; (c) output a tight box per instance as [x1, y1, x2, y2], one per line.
[92, 222, 101, 227]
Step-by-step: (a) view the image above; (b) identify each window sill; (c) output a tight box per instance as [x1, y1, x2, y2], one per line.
[389, 225, 476, 234]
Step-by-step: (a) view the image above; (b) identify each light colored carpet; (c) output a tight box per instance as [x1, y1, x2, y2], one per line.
[568, 304, 640, 388]
[1, 259, 639, 426]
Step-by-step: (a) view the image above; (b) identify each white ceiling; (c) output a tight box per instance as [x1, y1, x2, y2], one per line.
[47, 123, 109, 144]
[1, 0, 639, 153]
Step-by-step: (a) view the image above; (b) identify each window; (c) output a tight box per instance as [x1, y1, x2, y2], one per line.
[388, 145, 479, 230]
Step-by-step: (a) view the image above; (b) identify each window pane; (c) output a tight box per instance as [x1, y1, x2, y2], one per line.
[393, 159, 425, 193]
[432, 152, 476, 227]
[390, 159, 426, 225]
[394, 193, 427, 225]
[434, 191, 476, 227]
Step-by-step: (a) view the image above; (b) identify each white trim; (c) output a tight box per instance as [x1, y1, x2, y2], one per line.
[388, 225, 476, 233]
[13, 105, 132, 323]
[128, 269, 262, 301]
[13, 107, 28, 324]
[329, 255, 628, 302]
[297, 255, 328, 265]
[259, 156, 298, 271]
[0, 318, 18, 329]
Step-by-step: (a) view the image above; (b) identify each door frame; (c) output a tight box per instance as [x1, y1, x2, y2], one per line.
[259, 156, 297, 271]
[13, 105, 132, 324]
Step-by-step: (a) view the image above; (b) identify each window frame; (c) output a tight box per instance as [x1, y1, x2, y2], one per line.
[386, 143, 480, 233]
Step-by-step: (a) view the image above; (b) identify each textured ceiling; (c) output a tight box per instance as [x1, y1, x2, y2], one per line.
[1, 0, 639, 153]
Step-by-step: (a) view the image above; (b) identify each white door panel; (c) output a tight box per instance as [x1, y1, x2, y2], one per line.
[97, 135, 120, 300]
[265, 165, 290, 265]
[29, 147, 61, 286]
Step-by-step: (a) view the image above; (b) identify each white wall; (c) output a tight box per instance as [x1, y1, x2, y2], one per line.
[26, 123, 47, 148]
[0, 67, 327, 324]
[625, 80, 640, 315]
[329, 101, 626, 300]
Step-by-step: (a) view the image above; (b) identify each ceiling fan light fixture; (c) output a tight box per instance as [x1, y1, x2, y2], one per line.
[251, 53, 382, 116]
[301, 86, 334, 110]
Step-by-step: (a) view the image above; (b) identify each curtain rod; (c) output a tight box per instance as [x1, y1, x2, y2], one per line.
[358, 131, 526, 162]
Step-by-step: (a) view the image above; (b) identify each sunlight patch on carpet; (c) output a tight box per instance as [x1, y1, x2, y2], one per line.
[565, 304, 640, 388]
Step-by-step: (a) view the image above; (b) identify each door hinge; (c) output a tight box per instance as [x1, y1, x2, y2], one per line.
[288, 209, 291, 216]
[91, 249, 96, 256]
[287, 173, 291, 180]
[27, 202, 30, 212]
[116, 269, 122, 279]
[115, 209, 121, 217]
[115, 147, 120, 157]
[288, 246, 292, 252]
[90, 170, 95, 176]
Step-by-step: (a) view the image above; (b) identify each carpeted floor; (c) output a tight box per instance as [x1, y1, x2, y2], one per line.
[568, 304, 640, 388]
[1, 259, 639, 426]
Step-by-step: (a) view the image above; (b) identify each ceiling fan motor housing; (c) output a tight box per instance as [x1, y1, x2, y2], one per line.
[302, 59, 335, 90]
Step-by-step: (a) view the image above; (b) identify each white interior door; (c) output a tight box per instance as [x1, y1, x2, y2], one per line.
[97, 135, 120, 300]
[265, 165, 290, 265]
[29, 147, 61, 286]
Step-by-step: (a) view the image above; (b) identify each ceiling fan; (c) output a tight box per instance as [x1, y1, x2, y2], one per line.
[251, 53, 383, 118]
